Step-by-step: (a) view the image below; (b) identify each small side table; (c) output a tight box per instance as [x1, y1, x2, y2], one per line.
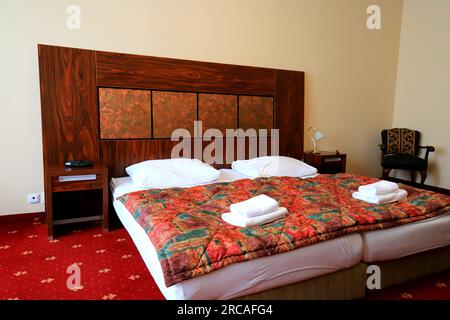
[44, 163, 109, 238]
[303, 151, 347, 174]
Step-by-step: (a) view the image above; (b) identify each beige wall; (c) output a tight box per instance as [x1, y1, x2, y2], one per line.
[0, 0, 403, 215]
[392, 0, 450, 188]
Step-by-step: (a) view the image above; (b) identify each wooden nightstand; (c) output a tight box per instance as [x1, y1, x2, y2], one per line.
[44, 164, 109, 238]
[303, 151, 347, 174]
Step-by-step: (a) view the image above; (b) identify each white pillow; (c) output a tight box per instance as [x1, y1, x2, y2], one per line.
[231, 156, 318, 178]
[125, 158, 220, 188]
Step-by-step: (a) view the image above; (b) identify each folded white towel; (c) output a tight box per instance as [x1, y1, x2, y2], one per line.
[230, 194, 279, 219]
[358, 180, 399, 196]
[222, 207, 288, 227]
[352, 189, 408, 204]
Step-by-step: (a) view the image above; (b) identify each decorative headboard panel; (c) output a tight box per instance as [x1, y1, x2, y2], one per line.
[38, 44, 304, 178]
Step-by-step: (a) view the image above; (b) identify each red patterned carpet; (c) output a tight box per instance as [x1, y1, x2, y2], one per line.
[0, 213, 449, 300]
[366, 269, 450, 300]
[0, 213, 164, 300]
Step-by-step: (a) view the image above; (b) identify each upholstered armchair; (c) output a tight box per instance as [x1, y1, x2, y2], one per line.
[379, 128, 435, 184]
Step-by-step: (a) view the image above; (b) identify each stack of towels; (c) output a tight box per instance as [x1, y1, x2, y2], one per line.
[352, 180, 408, 204]
[222, 194, 287, 227]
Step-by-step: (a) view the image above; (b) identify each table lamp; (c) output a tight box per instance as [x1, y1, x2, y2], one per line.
[307, 127, 324, 154]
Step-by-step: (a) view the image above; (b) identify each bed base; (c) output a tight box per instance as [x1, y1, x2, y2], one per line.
[239, 263, 368, 300]
[239, 245, 450, 300]
[372, 245, 450, 289]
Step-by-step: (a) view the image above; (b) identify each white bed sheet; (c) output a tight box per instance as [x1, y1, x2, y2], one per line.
[361, 212, 450, 262]
[111, 169, 362, 300]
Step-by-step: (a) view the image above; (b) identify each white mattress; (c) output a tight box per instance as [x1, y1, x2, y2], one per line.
[361, 212, 450, 262]
[111, 169, 362, 300]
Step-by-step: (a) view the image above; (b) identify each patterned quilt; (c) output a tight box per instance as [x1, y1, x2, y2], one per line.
[117, 174, 450, 287]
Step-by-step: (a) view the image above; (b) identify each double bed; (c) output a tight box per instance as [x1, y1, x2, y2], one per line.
[110, 169, 450, 300]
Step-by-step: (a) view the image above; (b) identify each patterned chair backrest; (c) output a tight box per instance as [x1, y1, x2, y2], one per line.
[381, 128, 420, 155]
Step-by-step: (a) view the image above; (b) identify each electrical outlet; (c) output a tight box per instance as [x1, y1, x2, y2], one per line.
[27, 193, 40, 204]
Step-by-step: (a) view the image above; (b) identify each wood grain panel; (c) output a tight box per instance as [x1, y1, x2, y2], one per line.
[39, 44, 304, 179]
[274, 70, 305, 159]
[153, 91, 197, 138]
[99, 88, 151, 139]
[101, 137, 275, 177]
[203, 137, 274, 168]
[38, 45, 99, 165]
[239, 96, 274, 133]
[101, 140, 191, 177]
[96, 51, 275, 95]
[199, 94, 237, 133]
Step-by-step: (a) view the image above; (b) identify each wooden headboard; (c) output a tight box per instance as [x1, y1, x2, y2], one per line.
[38, 44, 304, 178]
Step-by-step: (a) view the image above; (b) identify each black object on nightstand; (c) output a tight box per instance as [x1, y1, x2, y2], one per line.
[303, 151, 347, 174]
[64, 159, 93, 167]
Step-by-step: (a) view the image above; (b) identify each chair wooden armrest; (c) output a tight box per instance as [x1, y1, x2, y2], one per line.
[418, 145, 435, 152]
[418, 145, 435, 162]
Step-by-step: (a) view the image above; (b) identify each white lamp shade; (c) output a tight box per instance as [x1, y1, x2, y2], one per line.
[307, 127, 324, 153]
[314, 130, 324, 141]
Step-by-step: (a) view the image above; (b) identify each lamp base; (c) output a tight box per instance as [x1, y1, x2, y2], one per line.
[310, 139, 320, 155]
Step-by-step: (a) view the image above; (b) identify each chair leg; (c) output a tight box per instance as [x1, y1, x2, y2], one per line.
[419, 171, 427, 184]
[410, 171, 416, 183]
[382, 168, 391, 179]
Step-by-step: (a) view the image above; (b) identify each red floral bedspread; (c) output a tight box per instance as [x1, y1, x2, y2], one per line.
[117, 174, 450, 286]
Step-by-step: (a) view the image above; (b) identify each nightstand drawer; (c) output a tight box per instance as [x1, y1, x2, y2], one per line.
[51, 174, 104, 192]
[322, 156, 345, 163]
